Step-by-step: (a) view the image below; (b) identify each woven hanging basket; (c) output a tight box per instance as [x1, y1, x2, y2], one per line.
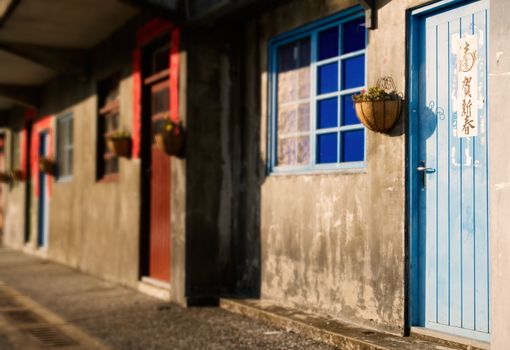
[354, 98, 402, 133]
[11, 169, 24, 181]
[39, 157, 56, 176]
[0, 172, 12, 184]
[154, 121, 185, 157]
[107, 137, 132, 158]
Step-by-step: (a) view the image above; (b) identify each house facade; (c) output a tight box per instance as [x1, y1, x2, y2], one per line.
[0, 0, 509, 348]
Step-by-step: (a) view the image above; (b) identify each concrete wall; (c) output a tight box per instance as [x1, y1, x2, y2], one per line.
[2, 18, 188, 294]
[489, 0, 510, 348]
[2, 111, 26, 250]
[248, 0, 429, 334]
[23, 24, 141, 287]
[183, 21, 263, 299]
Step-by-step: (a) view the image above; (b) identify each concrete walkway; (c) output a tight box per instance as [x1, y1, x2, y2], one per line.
[0, 248, 337, 350]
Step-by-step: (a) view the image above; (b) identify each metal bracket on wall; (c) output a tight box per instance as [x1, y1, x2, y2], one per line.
[357, 0, 377, 30]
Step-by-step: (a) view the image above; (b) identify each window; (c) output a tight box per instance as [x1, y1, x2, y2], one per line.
[57, 113, 73, 179]
[269, 11, 366, 173]
[11, 131, 20, 170]
[97, 74, 120, 180]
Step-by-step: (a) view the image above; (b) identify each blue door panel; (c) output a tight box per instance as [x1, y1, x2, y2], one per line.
[415, 0, 489, 341]
[38, 132, 48, 248]
[436, 19, 450, 327]
[473, 8, 489, 334]
[448, 16, 463, 329]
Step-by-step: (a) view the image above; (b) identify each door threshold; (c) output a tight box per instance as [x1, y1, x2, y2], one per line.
[22, 244, 48, 259]
[411, 327, 489, 350]
[138, 276, 171, 301]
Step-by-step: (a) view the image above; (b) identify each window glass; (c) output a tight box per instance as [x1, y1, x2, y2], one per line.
[342, 17, 366, 54]
[57, 114, 73, 179]
[317, 133, 338, 164]
[153, 45, 170, 74]
[341, 129, 364, 162]
[341, 95, 359, 126]
[276, 37, 312, 167]
[97, 74, 121, 179]
[342, 55, 365, 89]
[11, 131, 20, 170]
[271, 13, 366, 172]
[318, 63, 338, 94]
[317, 98, 338, 129]
[318, 27, 339, 60]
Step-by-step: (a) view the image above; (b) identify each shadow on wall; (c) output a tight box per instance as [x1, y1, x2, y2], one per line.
[184, 18, 265, 300]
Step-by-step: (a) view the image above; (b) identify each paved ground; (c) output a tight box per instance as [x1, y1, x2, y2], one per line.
[0, 248, 338, 350]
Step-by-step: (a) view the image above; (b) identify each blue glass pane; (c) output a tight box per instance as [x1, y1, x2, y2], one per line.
[341, 129, 364, 162]
[342, 17, 366, 54]
[317, 133, 338, 164]
[317, 98, 338, 129]
[342, 55, 364, 89]
[341, 95, 360, 126]
[318, 63, 338, 94]
[318, 26, 339, 60]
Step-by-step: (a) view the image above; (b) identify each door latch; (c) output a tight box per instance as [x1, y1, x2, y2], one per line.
[417, 160, 436, 189]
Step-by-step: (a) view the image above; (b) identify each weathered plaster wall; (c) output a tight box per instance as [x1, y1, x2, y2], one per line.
[2, 19, 188, 293]
[185, 28, 231, 297]
[489, 0, 510, 348]
[251, 0, 429, 334]
[33, 25, 141, 287]
[170, 38, 187, 306]
[2, 179, 25, 249]
[2, 113, 26, 250]
[183, 21, 263, 298]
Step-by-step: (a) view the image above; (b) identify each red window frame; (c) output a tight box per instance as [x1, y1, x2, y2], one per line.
[132, 19, 180, 159]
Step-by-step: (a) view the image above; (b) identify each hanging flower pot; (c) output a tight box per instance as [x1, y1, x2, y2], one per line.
[39, 157, 56, 176]
[353, 77, 403, 133]
[107, 130, 132, 158]
[11, 169, 24, 182]
[154, 119, 185, 157]
[0, 171, 12, 184]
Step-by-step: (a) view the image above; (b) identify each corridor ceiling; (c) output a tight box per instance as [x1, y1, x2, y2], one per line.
[0, 0, 139, 111]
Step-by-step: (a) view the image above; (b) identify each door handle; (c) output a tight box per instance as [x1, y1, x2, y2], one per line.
[416, 166, 436, 173]
[417, 161, 436, 189]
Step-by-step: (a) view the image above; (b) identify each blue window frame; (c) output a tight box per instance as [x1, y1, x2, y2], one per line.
[268, 8, 367, 173]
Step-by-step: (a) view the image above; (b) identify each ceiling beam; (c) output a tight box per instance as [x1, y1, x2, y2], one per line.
[0, 84, 40, 108]
[357, 0, 377, 30]
[0, 41, 89, 77]
[0, 0, 19, 28]
[119, 0, 184, 23]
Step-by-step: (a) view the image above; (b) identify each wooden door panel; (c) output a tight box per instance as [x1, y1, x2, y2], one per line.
[148, 76, 171, 282]
[417, 0, 489, 340]
[149, 145, 171, 281]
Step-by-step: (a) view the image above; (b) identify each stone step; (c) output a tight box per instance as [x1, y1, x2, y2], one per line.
[220, 299, 488, 350]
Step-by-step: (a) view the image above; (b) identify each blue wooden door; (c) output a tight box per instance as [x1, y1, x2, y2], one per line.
[416, 0, 489, 341]
[37, 131, 49, 248]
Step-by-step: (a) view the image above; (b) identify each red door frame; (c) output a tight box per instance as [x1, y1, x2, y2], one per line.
[134, 19, 180, 282]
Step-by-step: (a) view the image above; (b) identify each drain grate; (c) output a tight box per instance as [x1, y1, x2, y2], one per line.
[3, 310, 42, 324]
[25, 326, 79, 347]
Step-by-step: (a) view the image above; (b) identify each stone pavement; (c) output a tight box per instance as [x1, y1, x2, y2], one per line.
[0, 248, 337, 350]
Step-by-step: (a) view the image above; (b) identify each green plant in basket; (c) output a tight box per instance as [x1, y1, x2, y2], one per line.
[353, 87, 401, 102]
[351, 76, 403, 133]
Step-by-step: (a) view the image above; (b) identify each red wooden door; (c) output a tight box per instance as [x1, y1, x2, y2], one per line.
[149, 78, 171, 282]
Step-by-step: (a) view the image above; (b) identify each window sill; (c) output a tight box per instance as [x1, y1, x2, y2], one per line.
[56, 176, 73, 183]
[97, 173, 119, 183]
[269, 164, 367, 177]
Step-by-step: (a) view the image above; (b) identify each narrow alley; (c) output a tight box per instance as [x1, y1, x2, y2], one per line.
[0, 248, 337, 350]
[0, 0, 508, 349]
